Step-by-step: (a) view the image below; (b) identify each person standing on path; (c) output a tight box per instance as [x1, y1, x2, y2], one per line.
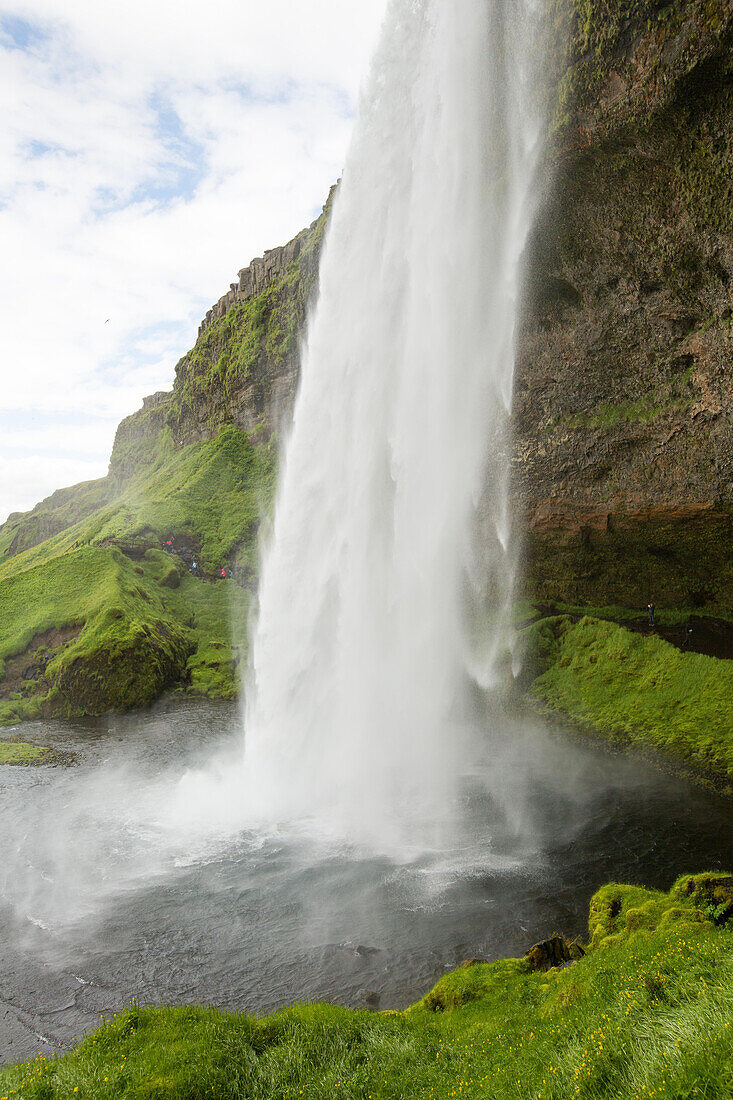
[647, 601, 655, 627]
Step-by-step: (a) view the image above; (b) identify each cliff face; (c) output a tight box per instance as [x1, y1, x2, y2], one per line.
[164, 189, 335, 450]
[147, 0, 733, 612]
[514, 0, 733, 609]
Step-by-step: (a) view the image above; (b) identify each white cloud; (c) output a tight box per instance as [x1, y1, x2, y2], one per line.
[0, 454, 107, 520]
[0, 0, 390, 523]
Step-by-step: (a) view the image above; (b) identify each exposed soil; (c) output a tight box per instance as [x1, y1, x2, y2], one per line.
[528, 605, 733, 661]
[618, 616, 733, 662]
[1, 625, 81, 699]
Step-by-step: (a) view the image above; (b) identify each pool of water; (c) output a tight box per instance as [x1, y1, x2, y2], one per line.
[0, 697, 731, 1064]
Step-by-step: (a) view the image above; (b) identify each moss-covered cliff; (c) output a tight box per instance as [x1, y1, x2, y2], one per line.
[166, 191, 331, 447]
[0, 199, 330, 722]
[516, 0, 733, 610]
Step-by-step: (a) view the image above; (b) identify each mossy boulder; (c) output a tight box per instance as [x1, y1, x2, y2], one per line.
[587, 879, 718, 949]
[419, 959, 525, 1014]
[524, 935, 585, 971]
[48, 615, 193, 715]
[671, 872, 733, 923]
[0, 741, 51, 765]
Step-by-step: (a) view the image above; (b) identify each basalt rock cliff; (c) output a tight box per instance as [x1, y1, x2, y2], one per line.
[517, 0, 733, 609]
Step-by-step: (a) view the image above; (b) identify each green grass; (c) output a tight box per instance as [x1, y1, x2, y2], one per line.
[0, 425, 273, 720]
[0, 740, 50, 764]
[2, 874, 732, 1098]
[0, 547, 113, 667]
[522, 615, 733, 784]
[0, 425, 277, 582]
[153, 561, 249, 699]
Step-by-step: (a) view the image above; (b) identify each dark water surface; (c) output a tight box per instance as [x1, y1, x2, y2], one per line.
[1, 697, 731, 1064]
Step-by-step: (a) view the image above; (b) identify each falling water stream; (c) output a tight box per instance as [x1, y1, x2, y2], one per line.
[241, 0, 545, 845]
[1, 0, 732, 1066]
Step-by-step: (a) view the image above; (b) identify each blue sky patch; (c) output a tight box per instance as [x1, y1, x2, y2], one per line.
[25, 139, 69, 158]
[145, 92, 208, 204]
[91, 93, 208, 216]
[0, 12, 47, 51]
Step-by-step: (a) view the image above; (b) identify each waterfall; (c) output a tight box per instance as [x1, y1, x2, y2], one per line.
[240, 0, 546, 848]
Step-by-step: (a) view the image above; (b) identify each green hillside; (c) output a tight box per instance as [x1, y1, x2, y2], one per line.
[0, 197, 328, 727]
[0, 425, 275, 724]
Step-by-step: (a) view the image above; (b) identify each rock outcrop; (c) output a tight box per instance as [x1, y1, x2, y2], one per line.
[109, 391, 171, 481]
[513, 0, 733, 608]
[196, 207, 329, 338]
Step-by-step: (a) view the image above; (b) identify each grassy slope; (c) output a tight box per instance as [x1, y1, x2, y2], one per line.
[2, 874, 732, 1098]
[0, 205, 312, 724]
[0, 478, 117, 560]
[522, 615, 733, 786]
[0, 426, 274, 724]
[0, 426, 276, 582]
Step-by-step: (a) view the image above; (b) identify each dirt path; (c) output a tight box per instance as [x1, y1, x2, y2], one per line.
[526, 606, 733, 661]
[616, 615, 733, 661]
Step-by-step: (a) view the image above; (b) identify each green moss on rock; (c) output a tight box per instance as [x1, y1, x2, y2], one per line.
[167, 205, 328, 445]
[522, 614, 733, 784]
[48, 613, 193, 716]
[0, 740, 51, 765]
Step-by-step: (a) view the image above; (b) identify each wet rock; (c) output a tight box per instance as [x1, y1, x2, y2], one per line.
[524, 936, 585, 972]
[672, 873, 733, 925]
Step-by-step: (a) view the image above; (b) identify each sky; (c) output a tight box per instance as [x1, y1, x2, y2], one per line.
[0, 0, 389, 524]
